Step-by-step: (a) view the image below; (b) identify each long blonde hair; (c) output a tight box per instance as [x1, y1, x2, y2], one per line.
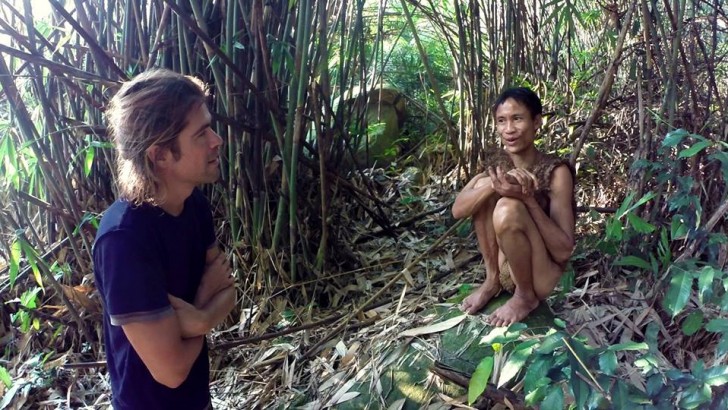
[106, 69, 208, 205]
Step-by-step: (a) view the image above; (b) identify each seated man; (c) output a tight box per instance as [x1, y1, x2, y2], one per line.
[452, 87, 575, 326]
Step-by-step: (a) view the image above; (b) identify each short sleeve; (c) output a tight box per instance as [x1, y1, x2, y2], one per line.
[94, 230, 173, 326]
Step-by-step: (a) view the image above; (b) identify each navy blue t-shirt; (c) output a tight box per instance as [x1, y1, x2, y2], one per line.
[93, 189, 215, 410]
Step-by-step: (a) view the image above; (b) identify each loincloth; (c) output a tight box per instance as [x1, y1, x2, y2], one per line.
[499, 260, 516, 293]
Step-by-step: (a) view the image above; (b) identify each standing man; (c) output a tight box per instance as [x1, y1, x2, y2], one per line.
[94, 69, 236, 409]
[453, 87, 575, 326]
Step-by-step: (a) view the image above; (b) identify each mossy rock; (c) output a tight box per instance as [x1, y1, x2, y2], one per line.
[334, 294, 556, 409]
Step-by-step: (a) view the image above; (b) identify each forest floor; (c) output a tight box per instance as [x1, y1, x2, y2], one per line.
[2, 165, 652, 409]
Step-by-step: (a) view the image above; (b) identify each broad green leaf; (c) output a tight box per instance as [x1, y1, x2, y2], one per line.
[719, 336, 728, 357]
[678, 141, 711, 158]
[614, 255, 651, 270]
[536, 331, 564, 354]
[697, 266, 716, 304]
[524, 383, 550, 405]
[606, 341, 649, 351]
[468, 356, 493, 404]
[9, 240, 21, 288]
[599, 351, 617, 375]
[605, 218, 623, 241]
[678, 383, 711, 409]
[541, 385, 564, 410]
[0, 365, 11, 388]
[663, 128, 689, 147]
[671, 215, 688, 240]
[524, 358, 553, 393]
[626, 212, 656, 233]
[682, 311, 704, 336]
[615, 192, 636, 219]
[706, 318, 728, 333]
[664, 268, 693, 318]
[20, 241, 43, 289]
[704, 365, 728, 386]
[498, 341, 537, 387]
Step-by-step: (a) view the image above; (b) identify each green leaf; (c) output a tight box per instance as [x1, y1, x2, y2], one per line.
[553, 318, 566, 329]
[706, 318, 728, 333]
[664, 268, 693, 318]
[678, 140, 711, 158]
[606, 341, 649, 351]
[626, 212, 656, 233]
[541, 385, 564, 410]
[614, 255, 651, 270]
[498, 341, 537, 387]
[697, 266, 716, 304]
[605, 218, 623, 241]
[662, 128, 689, 147]
[84, 147, 95, 177]
[704, 365, 728, 387]
[536, 331, 564, 354]
[20, 241, 43, 289]
[599, 351, 617, 375]
[671, 215, 688, 239]
[9, 240, 21, 288]
[678, 383, 711, 409]
[0, 365, 11, 388]
[468, 356, 493, 404]
[682, 311, 704, 336]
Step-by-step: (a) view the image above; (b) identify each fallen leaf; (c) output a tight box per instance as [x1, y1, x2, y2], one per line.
[399, 314, 467, 337]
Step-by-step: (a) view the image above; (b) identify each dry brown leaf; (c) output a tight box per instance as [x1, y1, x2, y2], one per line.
[398, 314, 467, 338]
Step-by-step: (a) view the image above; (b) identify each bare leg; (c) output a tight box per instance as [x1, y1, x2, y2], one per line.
[461, 190, 501, 314]
[488, 197, 563, 326]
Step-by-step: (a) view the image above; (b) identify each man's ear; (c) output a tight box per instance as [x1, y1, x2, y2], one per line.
[534, 114, 543, 129]
[146, 145, 170, 169]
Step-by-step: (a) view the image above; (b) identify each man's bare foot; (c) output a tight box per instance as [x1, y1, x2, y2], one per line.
[487, 293, 539, 327]
[461, 282, 501, 314]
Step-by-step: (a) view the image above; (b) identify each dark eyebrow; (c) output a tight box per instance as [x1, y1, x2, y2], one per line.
[192, 122, 211, 136]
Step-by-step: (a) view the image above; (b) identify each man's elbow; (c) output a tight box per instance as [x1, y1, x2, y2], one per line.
[452, 203, 468, 219]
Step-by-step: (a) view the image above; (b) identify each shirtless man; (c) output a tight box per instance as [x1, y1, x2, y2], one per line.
[452, 87, 575, 326]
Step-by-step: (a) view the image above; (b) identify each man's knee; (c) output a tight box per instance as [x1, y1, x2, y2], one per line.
[492, 197, 528, 234]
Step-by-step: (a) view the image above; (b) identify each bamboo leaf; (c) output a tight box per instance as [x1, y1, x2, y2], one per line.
[84, 147, 94, 177]
[468, 356, 493, 404]
[0, 365, 11, 388]
[398, 314, 466, 337]
[626, 212, 656, 233]
[606, 341, 649, 351]
[9, 240, 21, 288]
[704, 365, 728, 387]
[614, 255, 651, 270]
[664, 268, 693, 318]
[678, 141, 711, 158]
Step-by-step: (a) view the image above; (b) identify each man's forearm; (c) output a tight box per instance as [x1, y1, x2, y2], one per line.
[200, 286, 236, 331]
[524, 199, 574, 263]
[452, 178, 496, 219]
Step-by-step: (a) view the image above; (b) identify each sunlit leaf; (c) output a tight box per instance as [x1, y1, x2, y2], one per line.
[704, 365, 728, 387]
[626, 212, 656, 233]
[498, 340, 538, 387]
[468, 356, 493, 404]
[697, 266, 716, 304]
[678, 383, 711, 409]
[0, 365, 11, 388]
[678, 141, 711, 158]
[84, 147, 95, 177]
[9, 240, 21, 288]
[664, 268, 693, 318]
[682, 311, 704, 336]
[606, 341, 649, 351]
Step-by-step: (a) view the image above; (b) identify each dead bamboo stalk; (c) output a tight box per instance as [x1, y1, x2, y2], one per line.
[569, 1, 636, 167]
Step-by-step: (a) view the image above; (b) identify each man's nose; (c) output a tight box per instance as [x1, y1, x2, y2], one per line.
[504, 120, 515, 132]
[210, 131, 223, 148]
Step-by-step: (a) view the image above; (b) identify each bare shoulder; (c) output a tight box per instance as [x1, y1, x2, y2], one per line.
[550, 164, 574, 195]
